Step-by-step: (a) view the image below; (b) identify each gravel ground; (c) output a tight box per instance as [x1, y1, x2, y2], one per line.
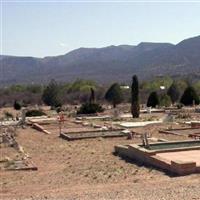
[1, 115, 200, 200]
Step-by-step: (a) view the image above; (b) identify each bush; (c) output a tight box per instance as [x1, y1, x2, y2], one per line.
[4, 111, 14, 119]
[13, 100, 21, 110]
[176, 112, 191, 119]
[42, 80, 62, 107]
[26, 109, 46, 117]
[56, 106, 64, 113]
[77, 103, 104, 114]
[177, 103, 184, 109]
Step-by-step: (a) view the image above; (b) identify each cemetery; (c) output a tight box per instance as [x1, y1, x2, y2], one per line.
[0, 76, 200, 199]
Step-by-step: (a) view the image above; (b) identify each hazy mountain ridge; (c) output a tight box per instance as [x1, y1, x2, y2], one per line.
[1, 35, 200, 85]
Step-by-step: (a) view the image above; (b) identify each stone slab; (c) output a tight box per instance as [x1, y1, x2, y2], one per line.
[156, 150, 200, 166]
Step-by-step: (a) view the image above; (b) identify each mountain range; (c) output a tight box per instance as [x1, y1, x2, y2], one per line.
[1, 35, 200, 85]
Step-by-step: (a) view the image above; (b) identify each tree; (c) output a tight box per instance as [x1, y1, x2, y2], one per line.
[193, 81, 200, 96]
[14, 100, 21, 110]
[180, 86, 200, 106]
[77, 87, 104, 115]
[89, 88, 95, 104]
[131, 75, 140, 118]
[159, 94, 171, 107]
[105, 83, 123, 108]
[42, 80, 62, 107]
[167, 82, 180, 104]
[147, 91, 159, 108]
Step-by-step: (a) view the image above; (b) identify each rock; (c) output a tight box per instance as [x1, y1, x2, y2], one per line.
[100, 126, 108, 131]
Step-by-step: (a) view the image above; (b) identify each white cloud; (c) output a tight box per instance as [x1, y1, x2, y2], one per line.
[59, 42, 66, 47]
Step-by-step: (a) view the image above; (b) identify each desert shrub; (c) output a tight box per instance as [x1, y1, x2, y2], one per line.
[10, 85, 26, 92]
[42, 80, 62, 107]
[177, 103, 184, 109]
[13, 100, 21, 110]
[56, 106, 64, 113]
[176, 112, 191, 119]
[26, 109, 46, 117]
[77, 103, 104, 114]
[26, 85, 42, 94]
[4, 111, 14, 119]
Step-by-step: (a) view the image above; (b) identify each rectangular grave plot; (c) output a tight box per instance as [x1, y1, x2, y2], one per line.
[60, 129, 125, 140]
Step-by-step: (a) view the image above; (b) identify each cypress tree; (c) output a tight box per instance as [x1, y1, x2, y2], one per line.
[180, 86, 200, 106]
[147, 91, 159, 108]
[131, 75, 140, 118]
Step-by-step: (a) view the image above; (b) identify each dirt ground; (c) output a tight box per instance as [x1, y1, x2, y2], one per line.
[0, 107, 200, 200]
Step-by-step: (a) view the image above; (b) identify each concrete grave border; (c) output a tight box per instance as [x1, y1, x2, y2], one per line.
[115, 140, 200, 176]
[60, 129, 126, 140]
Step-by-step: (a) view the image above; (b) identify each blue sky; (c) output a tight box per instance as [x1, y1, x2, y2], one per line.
[1, 1, 200, 57]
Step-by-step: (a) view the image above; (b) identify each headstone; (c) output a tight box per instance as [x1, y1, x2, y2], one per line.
[147, 107, 151, 114]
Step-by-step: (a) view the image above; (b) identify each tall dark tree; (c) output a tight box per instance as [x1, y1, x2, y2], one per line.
[147, 91, 159, 108]
[89, 88, 95, 104]
[167, 82, 180, 104]
[131, 75, 140, 118]
[42, 79, 62, 107]
[105, 83, 123, 108]
[13, 100, 21, 110]
[180, 86, 200, 106]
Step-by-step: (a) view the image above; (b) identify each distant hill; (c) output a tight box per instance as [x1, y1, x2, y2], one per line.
[1, 35, 200, 85]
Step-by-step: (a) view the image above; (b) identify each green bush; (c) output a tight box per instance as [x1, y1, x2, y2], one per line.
[26, 109, 46, 117]
[77, 103, 104, 114]
[42, 80, 62, 107]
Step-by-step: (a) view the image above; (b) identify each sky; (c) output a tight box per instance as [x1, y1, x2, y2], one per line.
[1, 1, 200, 57]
